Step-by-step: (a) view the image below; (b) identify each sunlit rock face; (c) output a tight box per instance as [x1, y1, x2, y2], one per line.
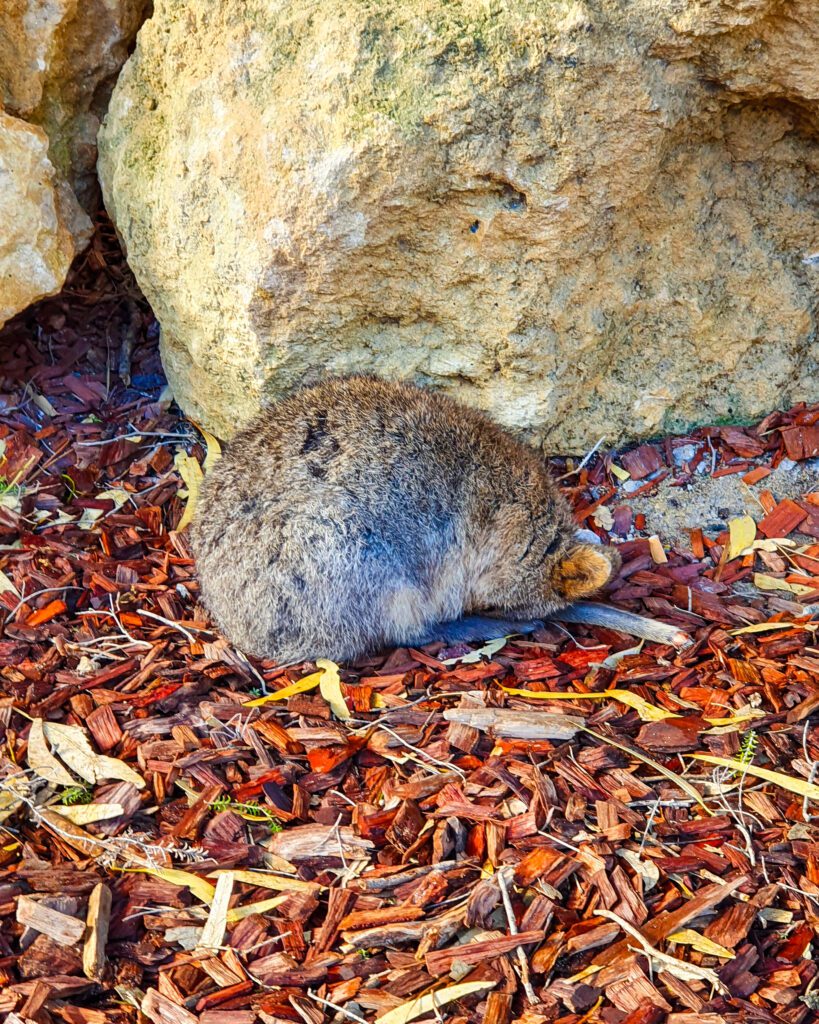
[0, 0, 150, 325]
[0, 110, 89, 326]
[99, 0, 818, 449]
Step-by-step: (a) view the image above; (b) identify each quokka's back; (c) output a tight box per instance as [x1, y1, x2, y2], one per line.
[191, 376, 616, 663]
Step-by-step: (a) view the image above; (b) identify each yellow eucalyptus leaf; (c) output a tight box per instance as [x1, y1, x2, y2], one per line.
[374, 981, 497, 1024]
[242, 671, 322, 707]
[727, 515, 757, 560]
[669, 928, 734, 959]
[174, 451, 204, 531]
[316, 658, 351, 720]
[502, 686, 676, 722]
[693, 753, 819, 801]
[130, 867, 216, 905]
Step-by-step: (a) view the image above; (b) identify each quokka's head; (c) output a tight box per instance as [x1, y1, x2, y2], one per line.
[480, 491, 621, 617]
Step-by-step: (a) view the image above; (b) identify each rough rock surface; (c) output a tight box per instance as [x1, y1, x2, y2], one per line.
[1, 0, 151, 207]
[0, 110, 90, 326]
[0, 0, 149, 327]
[99, 0, 819, 450]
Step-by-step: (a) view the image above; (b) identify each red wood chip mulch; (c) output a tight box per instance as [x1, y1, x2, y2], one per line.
[0, 220, 818, 1024]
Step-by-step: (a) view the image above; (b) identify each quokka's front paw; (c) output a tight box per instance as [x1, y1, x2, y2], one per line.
[551, 544, 620, 602]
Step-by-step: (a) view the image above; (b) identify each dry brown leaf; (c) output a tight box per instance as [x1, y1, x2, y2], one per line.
[754, 573, 813, 596]
[40, 720, 145, 789]
[209, 868, 320, 894]
[0, 568, 20, 598]
[0, 774, 29, 823]
[28, 718, 76, 786]
[52, 802, 125, 826]
[617, 848, 660, 892]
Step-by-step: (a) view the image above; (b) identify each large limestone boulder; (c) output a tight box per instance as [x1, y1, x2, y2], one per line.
[99, 0, 819, 450]
[0, 110, 89, 326]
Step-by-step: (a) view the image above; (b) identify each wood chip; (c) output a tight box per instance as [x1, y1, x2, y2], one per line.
[82, 883, 111, 981]
[16, 896, 85, 947]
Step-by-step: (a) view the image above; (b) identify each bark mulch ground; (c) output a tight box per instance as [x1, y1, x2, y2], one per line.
[0, 221, 818, 1024]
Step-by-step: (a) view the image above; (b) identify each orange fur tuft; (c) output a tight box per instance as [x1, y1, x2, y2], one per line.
[552, 545, 615, 601]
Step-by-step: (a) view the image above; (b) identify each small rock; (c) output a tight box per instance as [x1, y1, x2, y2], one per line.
[673, 443, 697, 466]
[592, 505, 615, 532]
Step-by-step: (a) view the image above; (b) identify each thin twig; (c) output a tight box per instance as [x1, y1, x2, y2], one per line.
[498, 866, 538, 1004]
[556, 435, 606, 481]
[596, 907, 727, 994]
[4, 585, 84, 625]
[638, 795, 662, 855]
[359, 721, 467, 780]
[137, 608, 196, 643]
[78, 601, 152, 649]
[305, 991, 369, 1024]
[76, 430, 196, 446]
[802, 719, 818, 822]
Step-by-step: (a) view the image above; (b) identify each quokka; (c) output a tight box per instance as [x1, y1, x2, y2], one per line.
[191, 376, 652, 664]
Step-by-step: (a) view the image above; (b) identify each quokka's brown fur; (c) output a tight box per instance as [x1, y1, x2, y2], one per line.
[191, 376, 619, 663]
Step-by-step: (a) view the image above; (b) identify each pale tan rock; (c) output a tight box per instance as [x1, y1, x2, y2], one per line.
[99, 0, 819, 450]
[0, 110, 90, 327]
[0, 0, 151, 206]
[0, 0, 148, 326]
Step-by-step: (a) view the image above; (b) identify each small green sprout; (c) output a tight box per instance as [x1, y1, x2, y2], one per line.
[738, 730, 759, 769]
[209, 795, 281, 829]
[60, 784, 94, 805]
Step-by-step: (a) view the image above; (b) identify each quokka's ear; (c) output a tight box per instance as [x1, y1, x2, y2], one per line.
[552, 544, 618, 601]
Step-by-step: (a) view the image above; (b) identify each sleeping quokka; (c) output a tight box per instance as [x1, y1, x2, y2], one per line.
[190, 376, 623, 663]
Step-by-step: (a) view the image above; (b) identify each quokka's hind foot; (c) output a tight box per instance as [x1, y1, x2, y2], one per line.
[551, 601, 691, 648]
[411, 615, 545, 647]
[412, 603, 691, 651]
